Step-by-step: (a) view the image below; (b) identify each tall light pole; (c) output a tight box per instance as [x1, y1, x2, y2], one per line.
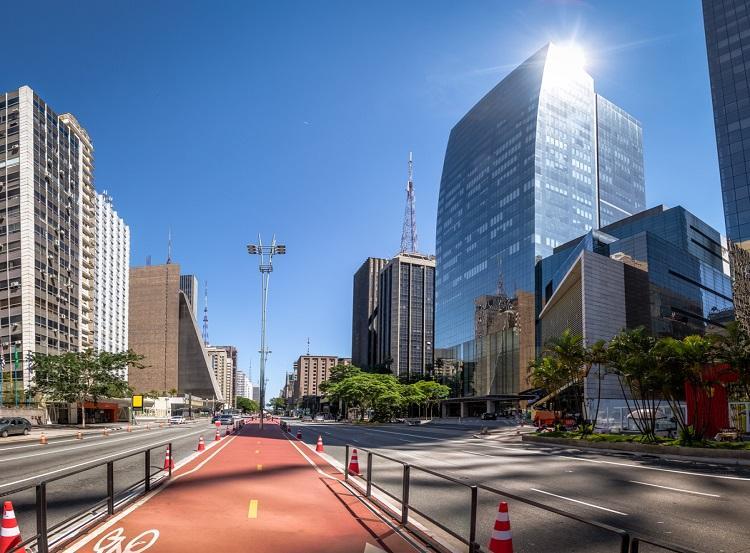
[247, 236, 286, 430]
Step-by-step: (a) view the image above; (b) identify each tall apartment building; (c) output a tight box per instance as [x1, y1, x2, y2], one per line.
[58, 113, 96, 351]
[94, 192, 129, 360]
[235, 370, 252, 400]
[434, 44, 645, 402]
[179, 274, 198, 319]
[377, 253, 435, 380]
[293, 355, 343, 398]
[207, 346, 234, 406]
[351, 257, 387, 370]
[213, 345, 238, 399]
[702, 0, 750, 329]
[0, 86, 88, 390]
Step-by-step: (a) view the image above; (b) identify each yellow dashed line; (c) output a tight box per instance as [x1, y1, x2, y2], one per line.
[255, 449, 260, 454]
[248, 499, 259, 518]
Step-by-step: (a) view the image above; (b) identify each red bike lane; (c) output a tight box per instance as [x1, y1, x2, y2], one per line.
[64, 421, 423, 553]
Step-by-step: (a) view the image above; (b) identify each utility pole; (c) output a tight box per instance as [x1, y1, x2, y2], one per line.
[247, 236, 286, 430]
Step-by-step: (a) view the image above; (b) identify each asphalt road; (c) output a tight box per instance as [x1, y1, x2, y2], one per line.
[0, 420, 226, 546]
[288, 420, 750, 553]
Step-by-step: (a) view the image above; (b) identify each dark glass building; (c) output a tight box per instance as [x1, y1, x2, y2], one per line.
[351, 257, 387, 370]
[703, 0, 750, 247]
[434, 43, 645, 412]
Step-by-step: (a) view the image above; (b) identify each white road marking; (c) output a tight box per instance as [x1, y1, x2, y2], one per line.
[530, 488, 628, 516]
[628, 480, 721, 497]
[0, 427, 210, 489]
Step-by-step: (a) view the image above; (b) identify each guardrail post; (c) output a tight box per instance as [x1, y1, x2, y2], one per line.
[629, 537, 638, 553]
[366, 452, 373, 497]
[344, 445, 350, 481]
[401, 464, 411, 525]
[35, 482, 48, 553]
[469, 485, 478, 552]
[145, 449, 151, 492]
[107, 461, 115, 515]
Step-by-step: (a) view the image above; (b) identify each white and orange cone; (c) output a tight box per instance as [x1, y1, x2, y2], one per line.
[348, 449, 361, 475]
[315, 435, 324, 452]
[163, 445, 175, 470]
[39, 433, 47, 445]
[197, 436, 205, 451]
[214, 428, 221, 442]
[296, 429, 302, 440]
[488, 501, 513, 553]
[0, 500, 26, 553]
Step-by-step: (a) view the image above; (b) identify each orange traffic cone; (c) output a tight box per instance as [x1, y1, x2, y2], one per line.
[0, 500, 26, 553]
[76, 431, 83, 440]
[163, 445, 175, 470]
[127, 425, 132, 433]
[488, 501, 513, 553]
[316, 435, 324, 452]
[296, 429, 302, 440]
[197, 436, 205, 451]
[39, 433, 47, 445]
[348, 449, 361, 475]
[214, 428, 221, 442]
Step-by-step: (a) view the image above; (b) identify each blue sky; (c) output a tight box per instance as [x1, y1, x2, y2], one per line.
[2, 1, 720, 398]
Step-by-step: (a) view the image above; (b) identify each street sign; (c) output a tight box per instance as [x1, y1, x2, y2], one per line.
[131, 395, 143, 410]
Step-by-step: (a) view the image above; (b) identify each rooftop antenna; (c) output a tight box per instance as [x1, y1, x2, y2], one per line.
[400, 152, 418, 253]
[306, 337, 310, 355]
[166, 228, 173, 264]
[202, 280, 209, 346]
[146, 255, 152, 266]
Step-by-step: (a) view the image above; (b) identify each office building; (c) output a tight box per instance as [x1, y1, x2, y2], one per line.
[351, 257, 388, 370]
[702, 0, 750, 330]
[434, 43, 645, 411]
[537, 205, 734, 417]
[207, 346, 234, 406]
[58, 113, 97, 351]
[128, 263, 221, 400]
[0, 86, 89, 390]
[377, 252, 435, 380]
[179, 275, 199, 320]
[94, 192, 129, 360]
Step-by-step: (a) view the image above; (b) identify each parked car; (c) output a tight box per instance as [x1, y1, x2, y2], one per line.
[169, 415, 185, 425]
[0, 418, 32, 438]
[211, 414, 222, 424]
[480, 412, 497, 420]
[314, 414, 325, 421]
[219, 415, 234, 425]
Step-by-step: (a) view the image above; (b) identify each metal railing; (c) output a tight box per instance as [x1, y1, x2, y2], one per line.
[344, 444, 702, 553]
[0, 441, 174, 553]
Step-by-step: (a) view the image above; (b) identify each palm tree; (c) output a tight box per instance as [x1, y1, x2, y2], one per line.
[713, 321, 750, 400]
[585, 340, 608, 435]
[528, 356, 567, 414]
[543, 329, 587, 422]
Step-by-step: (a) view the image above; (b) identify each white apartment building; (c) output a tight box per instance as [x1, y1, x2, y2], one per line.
[235, 370, 252, 400]
[207, 346, 234, 406]
[94, 192, 129, 361]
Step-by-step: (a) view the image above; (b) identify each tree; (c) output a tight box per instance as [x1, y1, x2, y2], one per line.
[542, 329, 588, 422]
[326, 373, 404, 422]
[528, 356, 567, 414]
[267, 397, 286, 414]
[236, 397, 259, 413]
[412, 380, 450, 419]
[713, 321, 750, 400]
[30, 349, 144, 428]
[585, 340, 609, 435]
[607, 328, 663, 442]
[319, 364, 362, 393]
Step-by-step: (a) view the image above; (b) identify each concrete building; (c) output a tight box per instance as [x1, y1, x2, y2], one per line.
[207, 346, 234, 406]
[293, 355, 342, 398]
[351, 257, 387, 370]
[128, 263, 221, 400]
[58, 112, 96, 352]
[213, 345, 238, 399]
[179, 275, 198, 320]
[434, 43, 645, 410]
[94, 192, 129, 361]
[0, 86, 89, 391]
[377, 253, 435, 380]
[235, 370, 252, 400]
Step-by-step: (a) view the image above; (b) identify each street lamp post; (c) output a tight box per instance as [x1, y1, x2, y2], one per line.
[247, 236, 286, 430]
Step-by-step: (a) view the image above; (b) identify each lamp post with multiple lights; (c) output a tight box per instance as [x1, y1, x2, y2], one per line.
[246, 236, 286, 430]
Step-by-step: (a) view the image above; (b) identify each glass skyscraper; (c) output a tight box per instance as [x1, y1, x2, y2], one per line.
[703, 0, 750, 247]
[434, 43, 645, 409]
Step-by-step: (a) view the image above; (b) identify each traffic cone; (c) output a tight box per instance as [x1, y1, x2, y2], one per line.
[163, 445, 174, 470]
[39, 433, 47, 445]
[348, 449, 361, 475]
[197, 436, 205, 451]
[488, 501, 513, 553]
[76, 431, 82, 440]
[0, 500, 26, 553]
[214, 428, 221, 441]
[127, 425, 132, 433]
[296, 429, 302, 440]
[316, 435, 324, 452]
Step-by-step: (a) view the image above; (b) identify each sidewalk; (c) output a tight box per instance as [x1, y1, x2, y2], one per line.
[64, 421, 426, 553]
[0, 421, 187, 444]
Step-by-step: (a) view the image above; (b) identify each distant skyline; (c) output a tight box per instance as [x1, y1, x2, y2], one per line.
[0, 1, 721, 398]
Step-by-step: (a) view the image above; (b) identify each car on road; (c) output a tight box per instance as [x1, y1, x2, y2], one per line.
[219, 415, 234, 425]
[169, 415, 185, 425]
[0, 417, 32, 438]
[314, 415, 325, 421]
[301, 415, 312, 422]
[480, 412, 497, 420]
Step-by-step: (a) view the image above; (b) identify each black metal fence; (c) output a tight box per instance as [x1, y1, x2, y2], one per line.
[0, 442, 173, 553]
[343, 444, 703, 553]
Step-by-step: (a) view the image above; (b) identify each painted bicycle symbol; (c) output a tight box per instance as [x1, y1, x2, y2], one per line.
[93, 527, 160, 553]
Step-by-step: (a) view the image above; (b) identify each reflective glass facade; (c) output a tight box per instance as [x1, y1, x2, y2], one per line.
[703, 0, 750, 246]
[435, 44, 645, 399]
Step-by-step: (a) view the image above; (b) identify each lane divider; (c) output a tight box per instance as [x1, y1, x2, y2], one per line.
[247, 500, 259, 519]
